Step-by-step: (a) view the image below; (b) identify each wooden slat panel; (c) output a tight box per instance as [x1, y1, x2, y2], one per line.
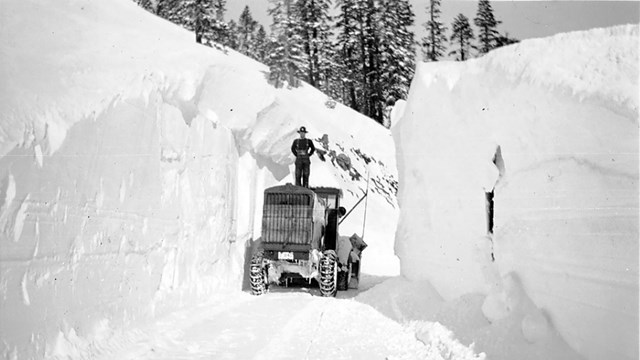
[262, 191, 314, 245]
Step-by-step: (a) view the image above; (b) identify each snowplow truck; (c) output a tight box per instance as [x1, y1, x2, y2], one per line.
[250, 183, 366, 297]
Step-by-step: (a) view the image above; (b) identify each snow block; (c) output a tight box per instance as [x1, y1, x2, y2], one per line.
[481, 273, 524, 323]
[1, 0, 401, 357]
[394, 25, 639, 360]
[521, 309, 551, 344]
[356, 276, 444, 322]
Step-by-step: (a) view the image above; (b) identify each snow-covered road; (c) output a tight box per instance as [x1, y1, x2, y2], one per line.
[99, 281, 435, 360]
[3, 1, 635, 359]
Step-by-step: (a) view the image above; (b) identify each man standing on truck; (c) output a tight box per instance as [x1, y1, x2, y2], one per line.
[291, 126, 316, 188]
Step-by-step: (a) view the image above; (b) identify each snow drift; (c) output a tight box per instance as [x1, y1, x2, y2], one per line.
[393, 25, 639, 360]
[0, 0, 398, 358]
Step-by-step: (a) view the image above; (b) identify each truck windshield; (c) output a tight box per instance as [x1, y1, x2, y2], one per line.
[320, 195, 337, 209]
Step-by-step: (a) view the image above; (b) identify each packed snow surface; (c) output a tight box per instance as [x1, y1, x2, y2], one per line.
[2, 0, 638, 359]
[393, 25, 639, 360]
[41, 281, 486, 360]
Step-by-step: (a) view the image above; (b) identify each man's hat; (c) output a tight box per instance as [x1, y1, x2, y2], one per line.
[297, 126, 308, 133]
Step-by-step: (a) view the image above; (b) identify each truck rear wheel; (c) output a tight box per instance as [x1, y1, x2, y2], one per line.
[319, 250, 337, 297]
[348, 261, 360, 289]
[249, 253, 268, 296]
[337, 262, 351, 291]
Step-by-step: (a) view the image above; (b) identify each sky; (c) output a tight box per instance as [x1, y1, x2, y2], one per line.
[227, 1, 640, 42]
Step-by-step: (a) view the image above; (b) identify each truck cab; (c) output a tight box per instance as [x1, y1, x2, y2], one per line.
[311, 186, 345, 252]
[249, 184, 359, 297]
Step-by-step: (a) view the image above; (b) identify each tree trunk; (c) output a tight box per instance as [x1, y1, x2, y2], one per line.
[195, 15, 202, 43]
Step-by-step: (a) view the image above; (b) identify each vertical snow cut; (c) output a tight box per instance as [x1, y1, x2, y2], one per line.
[394, 25, 639, 360]
[0, 0, 401, 358]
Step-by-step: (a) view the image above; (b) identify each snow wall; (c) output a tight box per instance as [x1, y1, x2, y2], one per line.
[0, 1, 398, 358]
[394, 25, 639, 360]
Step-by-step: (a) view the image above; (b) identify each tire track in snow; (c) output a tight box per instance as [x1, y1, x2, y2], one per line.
[90, 293, 259, 360]
[105, 291, 437, 360]
[115, 292, 321, 360]
[253, 295, 434, 360]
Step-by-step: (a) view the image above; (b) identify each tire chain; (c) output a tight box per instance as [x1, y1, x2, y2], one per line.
[319, 251, 337, 297]
[249, 254, 268, 296]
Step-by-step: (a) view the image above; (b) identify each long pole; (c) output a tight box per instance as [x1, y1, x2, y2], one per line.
[339, 191, 367, 225]
[361, 169, 370, 238]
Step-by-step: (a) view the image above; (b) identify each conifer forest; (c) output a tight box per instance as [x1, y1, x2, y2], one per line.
[135, 0, 518, 125]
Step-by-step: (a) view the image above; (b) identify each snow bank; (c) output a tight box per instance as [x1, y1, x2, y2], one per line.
[0, 0, 399, 358]
[393, 25, 638, 360]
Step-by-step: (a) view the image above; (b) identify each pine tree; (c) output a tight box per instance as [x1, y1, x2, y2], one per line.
[421, 0, 447, 61]
[322, 45, 343, 102]
[267, 0, 305, 88]
[208, 0, 231, 49]
[335, 0, 381, 115]
[134, 0, 230, 51]
[449, 13, 475, 61]
[213, 0, 225, 20]
[474, 0, 501, 55]
[495, 32, 519, 48]
[237, 6, 258, 55]
[361, 0, 380, 121]
[334, 0, 416, 123]
[378, 0, 416, 106]
[335, 0, 364, 110]
[161, 0, 216, 44]
[193, 0, 217, 44]
[136, 0, 157, 13]
[253, 25, 269, 62]
[156, 0, 181, 22]
[226, 20, 239, 49]
[293, 0, 334, 89]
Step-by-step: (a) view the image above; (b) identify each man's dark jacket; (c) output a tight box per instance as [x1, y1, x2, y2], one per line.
[291, 138, 316, 164]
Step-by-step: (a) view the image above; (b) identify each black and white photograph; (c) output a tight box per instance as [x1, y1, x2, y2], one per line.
[0, 0, 638, 359]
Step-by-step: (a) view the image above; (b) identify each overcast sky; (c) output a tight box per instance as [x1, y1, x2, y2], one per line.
[227, 1, 639, 42]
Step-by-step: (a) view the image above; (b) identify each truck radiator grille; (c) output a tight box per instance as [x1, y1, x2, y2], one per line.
[263, 193, 313, 245]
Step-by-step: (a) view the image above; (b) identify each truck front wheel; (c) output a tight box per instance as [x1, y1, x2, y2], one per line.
[319, 250, 337, 297]
[249, 253, 268, 295]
